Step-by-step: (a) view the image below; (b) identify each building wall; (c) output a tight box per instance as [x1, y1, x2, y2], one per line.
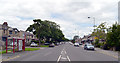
[0, 22, 37, 46]
[0, 26, 3, 40]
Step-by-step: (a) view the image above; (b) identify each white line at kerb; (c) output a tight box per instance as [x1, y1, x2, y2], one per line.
[67, 56, 71, 62]
[57, 55, 61, 62]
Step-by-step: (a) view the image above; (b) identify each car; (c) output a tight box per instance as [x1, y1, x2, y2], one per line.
[30, 42, 38, 47]
[74, 43, 79, 47]
[55, 43, 60, 46]
[49, 43, 55, 47]
[84, 44, 95, 50]
[44, 43, 50, 45]
[69, 42, 73, 45]
[79, 43, 83, 45]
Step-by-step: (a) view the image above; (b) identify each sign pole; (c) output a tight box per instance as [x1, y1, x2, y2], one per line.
[6, 38, 7, 53]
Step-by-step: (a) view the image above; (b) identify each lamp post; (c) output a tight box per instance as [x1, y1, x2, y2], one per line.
[88, 17, 96, 31]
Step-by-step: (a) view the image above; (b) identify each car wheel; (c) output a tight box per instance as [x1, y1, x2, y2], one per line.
[84, 48, 86, 50]
[86, 48, 88, 50]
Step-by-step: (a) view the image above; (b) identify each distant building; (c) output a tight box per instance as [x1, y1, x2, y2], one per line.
[73, 35, 79, 42]
[81, 35, 95, 44]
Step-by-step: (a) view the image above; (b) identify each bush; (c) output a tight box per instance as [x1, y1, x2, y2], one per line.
[102, 44, 110, 50]
[95, 39, 99, 47]
[31, 40, 39, 43]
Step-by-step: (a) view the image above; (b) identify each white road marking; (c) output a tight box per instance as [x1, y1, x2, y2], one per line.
[57, 55, 61, 62]
[67, 56, 71, 62]
[61, 57, 67, 60]
[61, 51, 63, 54]
[64, 51, 67, 54]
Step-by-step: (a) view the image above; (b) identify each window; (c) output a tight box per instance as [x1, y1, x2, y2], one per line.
[9, 30, 12, 34]
[15, 31, 17, 34]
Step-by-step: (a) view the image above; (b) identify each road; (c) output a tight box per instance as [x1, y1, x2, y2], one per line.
[2, 42, 118, 63]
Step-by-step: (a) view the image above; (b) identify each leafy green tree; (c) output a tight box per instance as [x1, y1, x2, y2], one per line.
[106, 23, 120, 50]
[91, 22, 107, 39]
[26, 19, 66, 46]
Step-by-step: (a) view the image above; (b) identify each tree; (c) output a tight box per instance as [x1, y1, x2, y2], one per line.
[91, 22, 107, 39]
[26, 19, 66, 46]
[91, 22, 107, 47]
[106, 22, 120, 50]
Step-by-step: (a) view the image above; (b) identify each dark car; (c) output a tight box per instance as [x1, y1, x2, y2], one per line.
[74, 43, 79, 47]
[49, 43, 55, 47]
[54, 43, 59, 46]
[79, 43, 83, 45]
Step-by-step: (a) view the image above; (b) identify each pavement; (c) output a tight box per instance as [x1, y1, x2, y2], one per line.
[1, 42, 119, 63]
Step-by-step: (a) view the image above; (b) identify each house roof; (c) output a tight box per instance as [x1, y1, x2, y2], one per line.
[24, 32, 33, 36]
[13, 28, 19, 32]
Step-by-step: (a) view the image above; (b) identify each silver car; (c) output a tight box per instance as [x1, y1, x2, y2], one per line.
[30, 42, 38, 47]
[84, 44, 95, 50]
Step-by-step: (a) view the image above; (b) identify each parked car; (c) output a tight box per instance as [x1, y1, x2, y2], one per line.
[74, 43, 79, 47]
[69, 42, 73, 45]
[44, 43, 50, 45]
[54, 43, 60, 46]
[84, 44, 95, 50]
[79, 43, 83, 45]
[49, 43, 55, 47]
[30, 42, 38, 47]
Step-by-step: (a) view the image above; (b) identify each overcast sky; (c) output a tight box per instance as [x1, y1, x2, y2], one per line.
[0, 0, 119, 39]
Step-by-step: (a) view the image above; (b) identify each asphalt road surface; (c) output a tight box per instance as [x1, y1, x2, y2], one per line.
[2, 42, 118, 63]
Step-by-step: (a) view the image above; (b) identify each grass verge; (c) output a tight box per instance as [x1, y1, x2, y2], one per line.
[40, 45, 49, 47]
[0, 48, 40, 54]
[0, 50, 12, 54]
[25, 48, 40, 51]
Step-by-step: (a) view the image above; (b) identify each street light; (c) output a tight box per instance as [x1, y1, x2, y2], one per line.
[88, 17, 96, 31]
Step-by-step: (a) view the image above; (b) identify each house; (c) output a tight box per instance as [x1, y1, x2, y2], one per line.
[0, 40, 5, 49]
[0, 22, 9, 42]
[19, 30, 37, 46]
[0, 22, 38, 46]
[81, 35, 95, 44]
